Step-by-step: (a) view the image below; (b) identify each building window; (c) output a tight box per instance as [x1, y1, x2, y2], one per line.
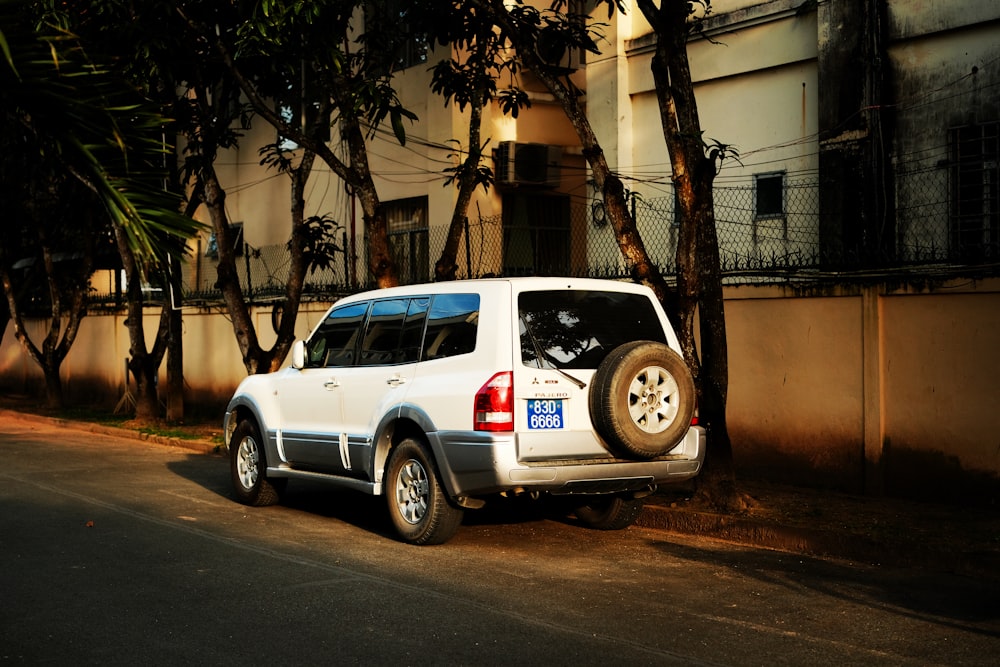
[205, 222, 243, 258]
[385, 196, 428, 284]
[754, 172, 785, 219]
[276, 73, 332, 152]
[502, 194, 570, 275]
[950, 122, 999, 260]
[364, 0, 428, 72]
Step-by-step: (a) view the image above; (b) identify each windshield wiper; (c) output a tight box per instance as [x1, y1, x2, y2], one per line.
[520, 316, 587, 390]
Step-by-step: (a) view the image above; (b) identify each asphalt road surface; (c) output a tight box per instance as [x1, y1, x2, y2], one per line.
[1, 414, 997, 665]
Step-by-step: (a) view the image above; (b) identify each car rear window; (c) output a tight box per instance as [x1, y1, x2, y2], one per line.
[518, 290, 667, 370]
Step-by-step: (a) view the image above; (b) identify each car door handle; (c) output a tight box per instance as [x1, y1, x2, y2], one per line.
[324, 379, 340, 390]
[387, 376, 406, 386]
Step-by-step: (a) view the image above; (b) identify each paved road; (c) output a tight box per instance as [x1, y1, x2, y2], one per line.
[1, 414, 998, 665]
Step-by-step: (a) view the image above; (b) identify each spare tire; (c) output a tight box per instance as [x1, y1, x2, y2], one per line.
[589, 340, 696, 459]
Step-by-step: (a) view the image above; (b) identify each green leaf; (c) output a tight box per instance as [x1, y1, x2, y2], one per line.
[391, 109, 406, 146]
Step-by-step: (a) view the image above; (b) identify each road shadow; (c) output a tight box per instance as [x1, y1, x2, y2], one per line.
[644, 533, 1000, 635]
[166, 454, 582, 540]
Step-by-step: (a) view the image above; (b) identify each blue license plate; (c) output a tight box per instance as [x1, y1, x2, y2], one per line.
[527, 399, 564, 430]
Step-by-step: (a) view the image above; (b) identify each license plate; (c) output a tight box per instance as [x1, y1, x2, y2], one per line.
[527, 399, 564, 430]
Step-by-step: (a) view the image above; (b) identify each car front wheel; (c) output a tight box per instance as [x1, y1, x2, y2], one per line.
[230, 419, 283, 507]
[386, 438, 463, 545]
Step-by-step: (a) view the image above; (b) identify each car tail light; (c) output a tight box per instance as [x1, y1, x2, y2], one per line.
[474, 371, 513, 431]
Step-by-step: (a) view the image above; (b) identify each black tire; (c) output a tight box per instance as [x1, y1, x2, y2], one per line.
[575, 496, 644, 530]
[230, 418, 283, 507]
[589, 340, 696, 459]
[386, 438, 463, 545]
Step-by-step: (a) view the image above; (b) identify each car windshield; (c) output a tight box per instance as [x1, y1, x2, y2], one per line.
[518, 290, 667, 370]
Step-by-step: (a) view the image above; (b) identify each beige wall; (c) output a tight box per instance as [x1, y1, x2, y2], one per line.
[3, 279, 998, 499]
[726, 290, 865, 490]
[0, 303, 330, 414]
[724, 278, 1000, 500]
[880, 289, 1000, 500]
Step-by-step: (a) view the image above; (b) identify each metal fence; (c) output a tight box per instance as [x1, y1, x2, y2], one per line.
[94, 170, 997, 307]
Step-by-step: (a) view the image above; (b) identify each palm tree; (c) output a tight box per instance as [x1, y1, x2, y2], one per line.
[0, 0, 199, 408]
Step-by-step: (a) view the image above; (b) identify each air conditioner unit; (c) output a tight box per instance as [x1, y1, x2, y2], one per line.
[495, 142, 563, 187]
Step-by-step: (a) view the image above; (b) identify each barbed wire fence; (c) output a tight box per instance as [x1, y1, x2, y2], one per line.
[91, 163, 997, 308]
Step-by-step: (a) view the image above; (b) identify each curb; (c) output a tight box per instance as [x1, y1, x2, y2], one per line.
[1, 409, 222, 456]
[82, 420, 222, 456]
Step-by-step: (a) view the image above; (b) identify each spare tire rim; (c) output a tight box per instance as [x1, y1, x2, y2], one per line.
[628, 365, 680, 434]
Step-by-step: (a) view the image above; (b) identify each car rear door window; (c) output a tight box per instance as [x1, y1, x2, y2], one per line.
[359, 298, 410, 366]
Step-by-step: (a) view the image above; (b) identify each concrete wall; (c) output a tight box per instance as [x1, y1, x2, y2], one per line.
[726, 290, 865, 491]
[3, 278, 998, 500]
[880, 287, 1000, 500]
[0, 303, 330, 417]
[725, 277, 1000, 501]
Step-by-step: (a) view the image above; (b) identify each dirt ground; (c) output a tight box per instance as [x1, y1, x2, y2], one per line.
[644, 477, 1000, 576]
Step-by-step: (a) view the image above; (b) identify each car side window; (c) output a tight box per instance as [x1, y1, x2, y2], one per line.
[422, 294, 479, 360]
[359, 299, 409, 366]
[305, 301, 370, 368]
[398, 298, 429, 363]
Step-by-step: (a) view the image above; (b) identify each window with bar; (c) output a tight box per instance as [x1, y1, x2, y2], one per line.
[950, 122, 999, 260]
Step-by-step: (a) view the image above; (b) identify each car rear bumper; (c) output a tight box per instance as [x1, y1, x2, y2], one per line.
[429, 425, 705, 499]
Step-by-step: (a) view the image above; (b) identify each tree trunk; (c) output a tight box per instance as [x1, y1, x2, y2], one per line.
[267, 150, 316, 373]
[434, 34, 489, 282]
[0, 239, 88, 411]
[166, 255, 184, 421]
[182, 67, 330, 376]
[113, 217, 164, 424]
[39, 241, 66, 410]
[0, 297, 9, 348]
[340, 110, 397, 289]
[41, 350, 63, 409]
[195, 126, 322, 375]
[434, 143, 481, 282]
[219, 43, 399, 290]
[645, 5, 745, 511]
[201, 161, 261, 375]
[486, 0, 669, 301]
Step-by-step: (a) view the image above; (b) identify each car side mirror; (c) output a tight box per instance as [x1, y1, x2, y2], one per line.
[291, 340, 306, 369]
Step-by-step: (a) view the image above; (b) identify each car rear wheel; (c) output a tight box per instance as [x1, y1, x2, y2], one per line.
[230, 419, 283, 507]
[386, 438, 463, 545]
[574, 495, 644, 530]
[589, 340, 696, 459]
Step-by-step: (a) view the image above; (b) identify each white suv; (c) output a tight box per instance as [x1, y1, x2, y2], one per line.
[224, 277, 704, 544]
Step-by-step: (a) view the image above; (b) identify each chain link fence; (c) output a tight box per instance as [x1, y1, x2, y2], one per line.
[93, 168, 996, 307]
